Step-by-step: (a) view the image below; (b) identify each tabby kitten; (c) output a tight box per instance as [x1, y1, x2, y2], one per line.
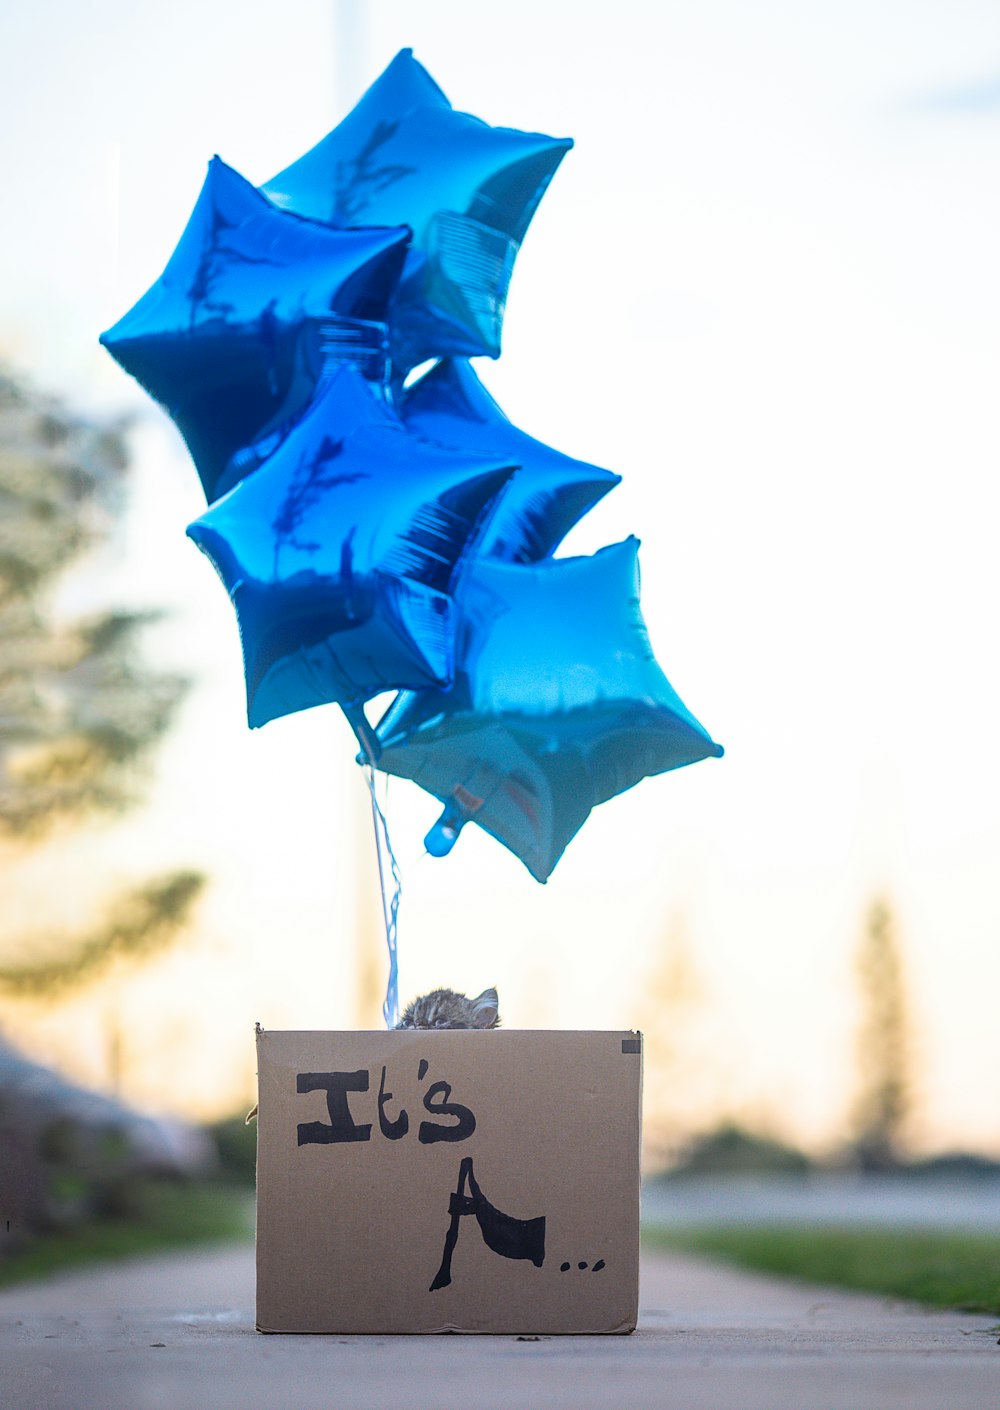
[395, 986, 499, 1030]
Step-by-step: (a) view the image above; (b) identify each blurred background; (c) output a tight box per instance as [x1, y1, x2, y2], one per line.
[1, 0, 999, 1247]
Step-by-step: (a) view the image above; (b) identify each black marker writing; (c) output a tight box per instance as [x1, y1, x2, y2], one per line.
[295, 1063, 477, 1147]
[296, 1070, 372, 1145]
[419, 1080, 476, 1144]
[377, 1064, 409, 1140]
[430, 1157, 546, 1291]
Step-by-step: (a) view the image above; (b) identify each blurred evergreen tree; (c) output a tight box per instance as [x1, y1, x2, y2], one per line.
[852, 896, 912, 1169]
[638, 910, 710, 1171]
[0, 368, 204, 1000]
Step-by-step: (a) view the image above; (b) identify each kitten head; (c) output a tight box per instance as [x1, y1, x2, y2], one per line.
[395, 986, 499, 1030]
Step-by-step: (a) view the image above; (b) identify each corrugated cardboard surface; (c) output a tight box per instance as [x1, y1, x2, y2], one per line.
[255, 1029, 642, 1335]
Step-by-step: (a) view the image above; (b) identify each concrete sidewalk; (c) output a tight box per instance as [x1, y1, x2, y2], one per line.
[1, 1243, 995, 1409]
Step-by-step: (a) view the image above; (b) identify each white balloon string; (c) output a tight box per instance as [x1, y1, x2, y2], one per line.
[363, 758, 401, 1029]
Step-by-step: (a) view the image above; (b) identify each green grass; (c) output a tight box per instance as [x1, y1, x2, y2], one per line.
[644, 1223, 1000, 1316]
[0, 1180, 254, 1289]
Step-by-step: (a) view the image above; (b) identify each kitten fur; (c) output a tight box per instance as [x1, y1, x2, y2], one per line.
[395, 986, 499, 1030]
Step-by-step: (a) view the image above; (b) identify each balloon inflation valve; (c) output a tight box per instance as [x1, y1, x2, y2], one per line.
[425, 818, 461, 857]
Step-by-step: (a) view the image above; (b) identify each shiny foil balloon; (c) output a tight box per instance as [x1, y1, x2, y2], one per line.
[100, 156, 410, 502]
[372, 538, 723, 882]
[186, 365, 517, 738]
[402, 358, 620, 562]
[262, 48, 572, 376]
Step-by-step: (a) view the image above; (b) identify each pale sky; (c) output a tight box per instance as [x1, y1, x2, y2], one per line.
[1, 1, 999, 1157]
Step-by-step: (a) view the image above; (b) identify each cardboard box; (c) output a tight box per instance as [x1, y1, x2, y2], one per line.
[255, 1027, 642, 1334]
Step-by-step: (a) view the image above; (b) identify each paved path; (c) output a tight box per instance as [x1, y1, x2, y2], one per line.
[643, 1172, 1000, 1228]
[1, 1243, 995, 1409]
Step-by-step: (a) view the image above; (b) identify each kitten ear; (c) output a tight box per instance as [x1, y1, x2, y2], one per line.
[471, 987, 499, 1028]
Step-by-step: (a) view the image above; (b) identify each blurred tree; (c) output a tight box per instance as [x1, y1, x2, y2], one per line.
[851, 896, 912, 1170]
[0, 368, 204, 1014]
[669, 1122, 811, 1176]
[0, 873, 204, 998]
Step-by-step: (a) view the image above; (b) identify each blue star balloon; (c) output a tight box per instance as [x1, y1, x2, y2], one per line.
[185, 365, 517, 741]
[100, 156, 410, 502]
[371, 538, 723, 882]
[402, 358, 621, 562]
[262, 49, 572, 376]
